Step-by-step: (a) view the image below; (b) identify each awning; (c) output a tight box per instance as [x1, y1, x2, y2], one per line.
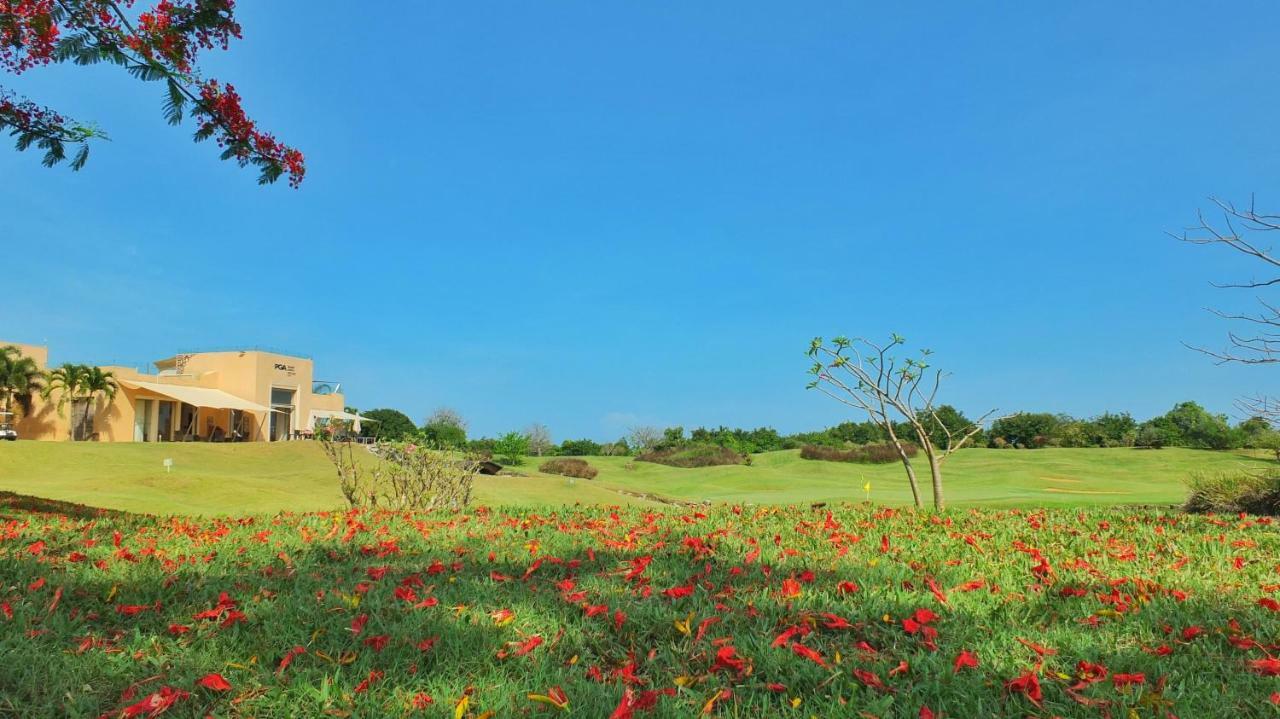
[120, 380, 272, 413]
[309, 409, 376, 428]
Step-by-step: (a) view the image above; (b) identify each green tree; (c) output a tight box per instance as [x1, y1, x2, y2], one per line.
[78, 366, 119, 441]
[421, 407, 467, 448]
[42, 363, 86, 439]
[911, 405, 981, 449]
[1142, 401, 1234, 449]
[494, 431, 530, 465]
[559, 438, 603, 456]
[43, 363, 116, 440]
[358, 408, 416, 441]
[1253, 429, 1280, 461]
[988, 413, 1061, 448]
[0, 345, 43, 417]
[1086, 412, 1138, 447]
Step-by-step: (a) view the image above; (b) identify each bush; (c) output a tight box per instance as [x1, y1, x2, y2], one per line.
[320, 436, 479, 512]
[799, 442, 918, 464]
[1184, 471, 1280, 516]
[636, 444, 747, 468]
[539, 458, 599, 480]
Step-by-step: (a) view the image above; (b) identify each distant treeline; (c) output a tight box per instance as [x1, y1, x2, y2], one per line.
[353, 401, 1276, 457]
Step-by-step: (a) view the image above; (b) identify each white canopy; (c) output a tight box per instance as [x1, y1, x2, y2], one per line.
[308, 409, 375, 429]
[120, 380, 272, 413]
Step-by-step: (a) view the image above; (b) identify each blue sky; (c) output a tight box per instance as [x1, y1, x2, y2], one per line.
[4, 2, 1280, 440]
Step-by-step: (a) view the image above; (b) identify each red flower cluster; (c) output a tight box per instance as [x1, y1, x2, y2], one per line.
[0, 0, 58, 72]
[198, 79, 305, 187]
[124, 0, 241, 72]
[2, 0, 303, 184]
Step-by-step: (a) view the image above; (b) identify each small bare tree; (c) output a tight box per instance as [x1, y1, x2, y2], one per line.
[1178, 196, 1280, 422]
[627, 425, 662, 453]
[526, 423, 552, 457]
[807, 334, 998, 510]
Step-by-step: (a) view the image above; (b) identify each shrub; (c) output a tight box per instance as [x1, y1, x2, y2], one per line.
[799, 442, 918, 464]
[1184, 471, 1280, 516]
[636, 444, 747, 468]
[320, 435, 479, 512]
[539, 458, 599, 480]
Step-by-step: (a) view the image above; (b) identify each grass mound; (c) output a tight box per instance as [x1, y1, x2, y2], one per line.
[1184, 470, 1280, 515]
[539, 457, 599, 480]
[800, 442, 917, 464]
[635, 444, 747, 468]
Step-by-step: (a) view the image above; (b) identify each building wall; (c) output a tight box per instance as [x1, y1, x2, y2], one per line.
[2, 342, 347, 443]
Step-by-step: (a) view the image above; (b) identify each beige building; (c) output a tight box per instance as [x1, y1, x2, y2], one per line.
[5, 342, 363, 442]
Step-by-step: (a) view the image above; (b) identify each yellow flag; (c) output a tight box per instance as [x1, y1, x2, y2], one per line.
[863, 481, 871, 492]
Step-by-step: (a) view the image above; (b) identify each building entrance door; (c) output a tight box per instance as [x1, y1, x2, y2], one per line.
[157, 401, 174, 441]
[134, 399, 153, 442]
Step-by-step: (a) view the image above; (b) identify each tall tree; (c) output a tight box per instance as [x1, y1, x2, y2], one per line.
[422, 407, 467, 448]
[40, 363, 116, 440]
[78, 365, 118, 440]
[1, 0, 303, 185]
[807, 334, 998, 510]
[358, 408, 416, 441]
[42, 362, 86, 439]
[0, 345, 42, 417]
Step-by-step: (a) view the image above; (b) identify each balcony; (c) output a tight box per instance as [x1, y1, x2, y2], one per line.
[312, 380, 343, 396]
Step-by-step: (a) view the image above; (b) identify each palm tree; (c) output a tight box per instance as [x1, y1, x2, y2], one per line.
[42, 363, 91, 440]
[79, 366, 119, 440]
[43, 364, 119, 441]
[0, 345, 43, 418]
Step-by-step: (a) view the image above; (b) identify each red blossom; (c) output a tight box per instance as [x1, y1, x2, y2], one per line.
[953, 649, 979, 672]
[196, 673, 231, 692]
[121, 686, 189, 718]
[1005, 670, 1043, 705]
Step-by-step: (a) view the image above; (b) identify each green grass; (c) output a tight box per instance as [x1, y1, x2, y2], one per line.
[1, 501, 1277, 717]
[586, 447, 1276, 507]
[0, 441, 1274, 515]
[0, 442, 634, 515]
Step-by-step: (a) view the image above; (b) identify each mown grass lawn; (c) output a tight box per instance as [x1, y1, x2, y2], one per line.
[0, 499, 1277, 718]
[0, 442, 1273, 516]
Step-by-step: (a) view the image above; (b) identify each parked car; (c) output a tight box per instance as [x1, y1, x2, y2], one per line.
[0, 411, 16, 441]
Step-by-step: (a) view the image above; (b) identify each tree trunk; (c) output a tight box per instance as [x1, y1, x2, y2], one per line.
[85, 397, 97, 441]
[928, 453, 945, 511]
[900, 456, 922, 508]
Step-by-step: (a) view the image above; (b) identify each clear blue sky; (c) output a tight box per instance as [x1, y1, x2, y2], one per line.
[3, 2, 1279, 440]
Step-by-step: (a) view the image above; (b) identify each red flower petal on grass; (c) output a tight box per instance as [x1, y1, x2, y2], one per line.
[953, 649, 979, 672]
[122, 686, 189, 718]
[515, 634, 544, 656]
[353, 670, 383, 693]
[196, 673, 231, 692]
[349, 613, 368, 635]
[1112, 672, 1145, 688]
[1250, 658, 1280, 676]
[790, 642, 826, 667]
[1005, 670, 1043, 705]
[276, 646, 306, 675]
